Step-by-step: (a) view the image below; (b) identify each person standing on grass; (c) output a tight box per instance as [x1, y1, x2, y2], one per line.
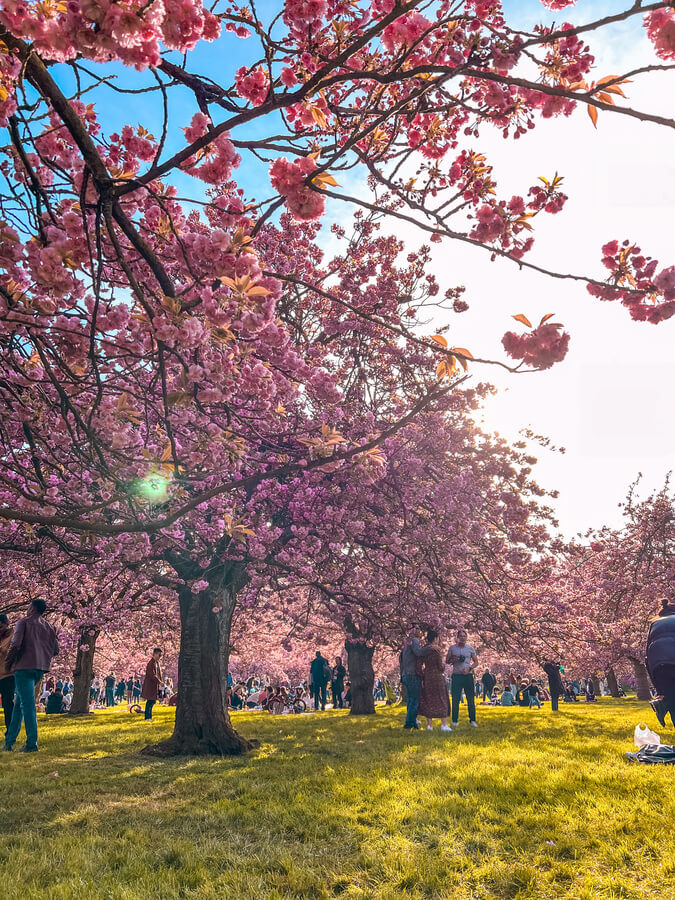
[0, 614, 15, 736]
[331, 656, 347, 710]
[399, 627, 428, 729]
[309, 651, 329, 711]
[141, 648, 163, 721]
[418, 630, 452, 732]
[104, 672, 115, 707]
[543, 661, 565, 712]
[3, 598, 59, 753]
[527, 680, 542, 708]
[481, 669, 496, 705]
[446, 628, 478, 728]
[646, 598, 675, 729]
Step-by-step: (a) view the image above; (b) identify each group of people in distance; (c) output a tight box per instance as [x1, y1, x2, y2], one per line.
[226, 654, 350, 713]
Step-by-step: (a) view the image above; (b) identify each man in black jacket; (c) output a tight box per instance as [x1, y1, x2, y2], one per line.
[646, 599, 675, 728]
[543, 661, 565, 712]
[331, 656, 347, 709]
[481, 669, 496, 704]
[309, 651, 330, 711]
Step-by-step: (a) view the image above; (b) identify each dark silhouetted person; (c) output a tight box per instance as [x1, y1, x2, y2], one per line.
[331, 656, 346, 709]
[105, 672, 115, 707]
[46, 688, 65, 714]
[310, 651, 329, 711]
[0, 614, 14, 736]
[481, 669, 496, 705]
[3, 599, 59, 753]
[646, 599, 675, 728]
[543, 661, 564, 711]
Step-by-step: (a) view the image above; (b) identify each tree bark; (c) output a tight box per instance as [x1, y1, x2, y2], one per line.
[346, 640, 375, 715]
[591, 674, 601, 697]
[142, 565, 257, 756]
[631, 658, 652, 701]
[606, 667, 620, 698]
[69, 626, 99, 715]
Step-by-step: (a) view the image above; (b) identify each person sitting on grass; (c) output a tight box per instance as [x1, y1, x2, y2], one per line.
[564, 682, 578, 703]
[500, 686, 515, 706]
[45, 687, 65, 714]
[516, 682, 529, 707]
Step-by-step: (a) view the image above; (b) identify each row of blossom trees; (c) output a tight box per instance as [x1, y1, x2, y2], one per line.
[0, 0, 674, 753]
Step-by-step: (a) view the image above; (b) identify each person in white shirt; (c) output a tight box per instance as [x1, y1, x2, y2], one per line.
[445, 628, 478, 727]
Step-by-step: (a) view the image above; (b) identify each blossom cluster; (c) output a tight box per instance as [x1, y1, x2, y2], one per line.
[502, 323, 570, 370]
[269, 156, 325, 220]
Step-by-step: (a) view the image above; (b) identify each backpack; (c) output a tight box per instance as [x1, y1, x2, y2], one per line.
[625, 744, 675, 765]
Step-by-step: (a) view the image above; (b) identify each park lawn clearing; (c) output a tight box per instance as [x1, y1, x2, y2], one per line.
[0, 699, 673, 899]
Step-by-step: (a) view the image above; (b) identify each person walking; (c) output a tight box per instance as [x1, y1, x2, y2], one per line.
[646, 598, 675, 728]
[543, 660, 565, 712]
[418, 630, 452, 731]
[3, 599, 59, 753]
[446, 628, 478, 727]
[0, 614, 15, 736]
[527, 680, 542, 708]
[141, 648, 163, 721]
[331, 656, 346, 710]
[481, 669, 496, 705]
[309, 651, 330, 711]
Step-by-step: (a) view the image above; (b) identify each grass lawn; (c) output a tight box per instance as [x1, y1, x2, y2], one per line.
[1, 699, 673, 899]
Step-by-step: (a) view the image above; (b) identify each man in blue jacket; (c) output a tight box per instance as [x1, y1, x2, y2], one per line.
[646, 599, 675, 729]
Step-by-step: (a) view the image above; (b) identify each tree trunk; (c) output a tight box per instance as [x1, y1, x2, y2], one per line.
[631, 658, 651, 701]
[346, 640, 375, 715]
[591, 675, 601, 697]
[606, 667, 620, 698]
[142, 566, 257, 757]
[69, 627, 100, 715]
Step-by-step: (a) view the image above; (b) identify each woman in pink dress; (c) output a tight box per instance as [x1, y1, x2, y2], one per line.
[418, 629, 452, 732]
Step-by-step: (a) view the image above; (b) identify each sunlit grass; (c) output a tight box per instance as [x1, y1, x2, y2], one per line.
[1, 700, 673, 899]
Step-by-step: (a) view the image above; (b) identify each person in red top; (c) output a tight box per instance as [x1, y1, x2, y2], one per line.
[3, 599, 59, 753]
[141, 648, 163, 721]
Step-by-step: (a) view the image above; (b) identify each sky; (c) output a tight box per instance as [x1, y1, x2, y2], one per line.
[55, 0, 674, 539]
[424, 0, 675, 537]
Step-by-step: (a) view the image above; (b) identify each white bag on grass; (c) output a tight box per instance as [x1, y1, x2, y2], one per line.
[634, 723, 661, 748]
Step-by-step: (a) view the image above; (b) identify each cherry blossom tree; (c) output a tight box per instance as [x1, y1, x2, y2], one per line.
[0, 0, 674, 754]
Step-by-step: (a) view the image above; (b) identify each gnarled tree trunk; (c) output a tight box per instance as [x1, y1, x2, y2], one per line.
[70, 626, 100, 715]
[591, 675, 601, 697]
[631, 658, 651, 701]
[346, 640, 375, 715]
[142, 564, 256, 757]
[606, 667, 620, 698]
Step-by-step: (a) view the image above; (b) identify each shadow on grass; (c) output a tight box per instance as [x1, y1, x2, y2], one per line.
[0, 700, 672, 900]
